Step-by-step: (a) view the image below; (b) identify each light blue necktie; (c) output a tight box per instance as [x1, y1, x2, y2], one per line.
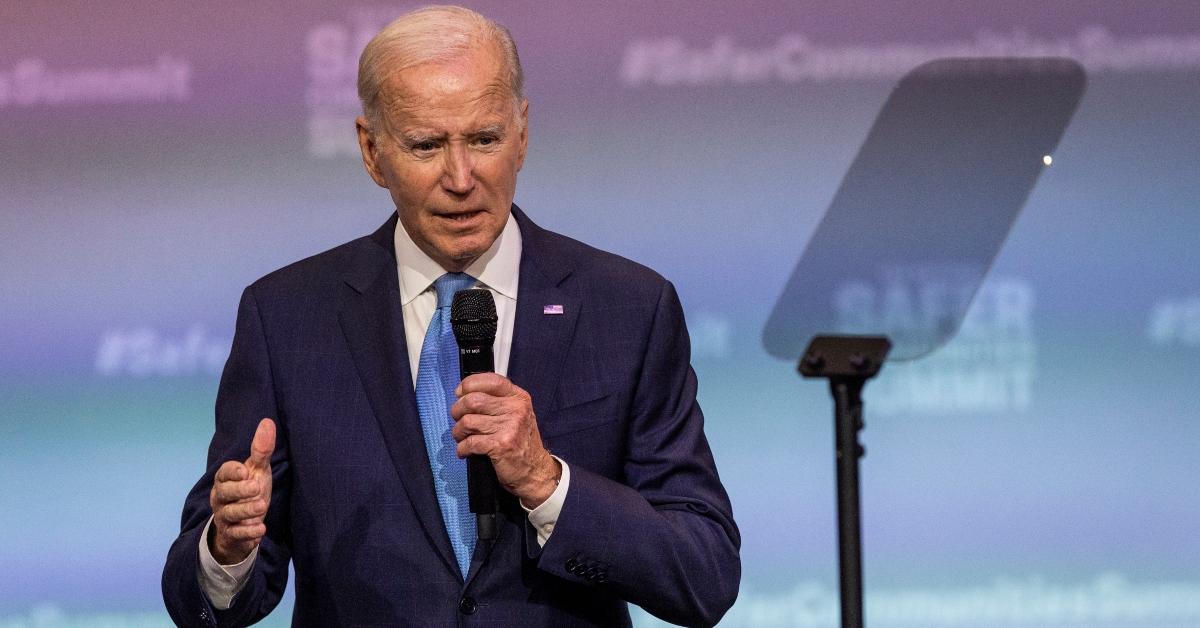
[415, 272, 478, 577]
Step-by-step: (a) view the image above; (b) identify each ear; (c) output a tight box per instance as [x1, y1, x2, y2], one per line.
[515, 99, 529, 171]
[356, 115, 388, 188]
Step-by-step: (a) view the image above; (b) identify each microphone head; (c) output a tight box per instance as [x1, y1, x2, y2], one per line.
[450, 288, 498, 348]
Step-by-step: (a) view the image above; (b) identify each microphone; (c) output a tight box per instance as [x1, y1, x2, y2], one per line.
[450, 288, 501, 541]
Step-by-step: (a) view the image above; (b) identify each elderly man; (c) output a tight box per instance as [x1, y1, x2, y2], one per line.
[163, 6, 739, 627]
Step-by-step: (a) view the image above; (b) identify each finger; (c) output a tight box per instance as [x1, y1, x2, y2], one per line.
[245, 418, 276, 472]
[219, 498, 270, 523]
[215, 461, 248, 483]
[450, 411, 507, 440]
[213, 478, 261, 504]
[216, 508, 259, 530]
[221, 522, 267, 542]
[455, 372, 513, 397]
[450, 414, 476, 441]
[450, 391, 505, 420]
[219, 512, 266, 530]
[456, 434, 497, 459]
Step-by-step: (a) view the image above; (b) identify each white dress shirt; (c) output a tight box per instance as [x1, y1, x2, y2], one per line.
[198, 213, 570, 609]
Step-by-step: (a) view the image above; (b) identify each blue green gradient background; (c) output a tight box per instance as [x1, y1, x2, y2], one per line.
[2, 2, 1198, 626]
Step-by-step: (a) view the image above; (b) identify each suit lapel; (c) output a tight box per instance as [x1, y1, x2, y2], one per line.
[337, 215, 460, 578]
[507, 207, 581, 423]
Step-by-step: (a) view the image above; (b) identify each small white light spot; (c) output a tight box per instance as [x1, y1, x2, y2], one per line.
[1042, 155, 1053, 166]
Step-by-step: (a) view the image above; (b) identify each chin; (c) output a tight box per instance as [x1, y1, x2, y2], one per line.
[437, 243, 487, 270]
[457, 229, 499, 253]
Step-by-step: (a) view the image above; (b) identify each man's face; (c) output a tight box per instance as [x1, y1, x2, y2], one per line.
[357, 43, 528, 272]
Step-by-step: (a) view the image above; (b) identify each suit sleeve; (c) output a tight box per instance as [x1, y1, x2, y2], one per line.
[533, 280, 741, 627]
[162, 286, 293, 627]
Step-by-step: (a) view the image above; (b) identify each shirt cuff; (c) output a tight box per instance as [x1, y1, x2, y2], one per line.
[197, 516, 258, 610]
[521, 456, 570, 547]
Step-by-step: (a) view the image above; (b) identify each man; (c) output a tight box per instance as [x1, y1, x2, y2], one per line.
[163, 6, 739, 627]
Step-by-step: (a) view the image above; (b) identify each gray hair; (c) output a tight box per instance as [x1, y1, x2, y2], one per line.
[357, 5, 524, 125]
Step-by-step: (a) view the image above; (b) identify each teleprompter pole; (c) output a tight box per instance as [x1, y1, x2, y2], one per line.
[832, 378, 865, 628]
[799, 335, 891, 628]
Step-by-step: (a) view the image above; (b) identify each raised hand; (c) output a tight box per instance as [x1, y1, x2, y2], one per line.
[451, 373, 560, 508]
[208, 418, 276, 565]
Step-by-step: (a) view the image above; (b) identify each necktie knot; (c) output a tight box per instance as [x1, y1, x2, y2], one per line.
[434, 272, 476, 309]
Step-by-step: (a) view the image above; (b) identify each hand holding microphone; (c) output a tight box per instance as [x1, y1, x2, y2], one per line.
[449, 289, 560, 539]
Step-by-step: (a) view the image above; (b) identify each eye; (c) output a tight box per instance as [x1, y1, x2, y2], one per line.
[413, 141, 437, 152]
[476, 135, 497, 146]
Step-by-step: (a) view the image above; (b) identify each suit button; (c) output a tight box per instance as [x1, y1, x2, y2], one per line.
[565, 558, 579, 571]
[596, 571, 608, 583]
[459, 596, 477, 615]
[585, 566, 598, 579]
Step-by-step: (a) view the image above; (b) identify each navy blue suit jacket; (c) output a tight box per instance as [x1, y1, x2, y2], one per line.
[163, 207, 740, 627]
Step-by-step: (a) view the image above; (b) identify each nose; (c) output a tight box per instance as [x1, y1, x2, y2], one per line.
[441, 142, 475, 195]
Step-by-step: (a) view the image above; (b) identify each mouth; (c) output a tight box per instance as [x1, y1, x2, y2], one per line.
[436, 209, 485, 222]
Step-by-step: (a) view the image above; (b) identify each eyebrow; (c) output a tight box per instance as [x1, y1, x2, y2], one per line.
[400, 125, 506, 144]
[400, 131, 443, 144]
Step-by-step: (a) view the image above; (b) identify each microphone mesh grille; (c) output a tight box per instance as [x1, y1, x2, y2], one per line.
[450, 288, 498, 346]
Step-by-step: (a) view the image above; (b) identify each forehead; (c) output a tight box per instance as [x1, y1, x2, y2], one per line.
[377, 47, 515, 132]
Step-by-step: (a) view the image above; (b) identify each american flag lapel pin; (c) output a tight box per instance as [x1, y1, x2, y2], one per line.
[543, 304, 564, 315]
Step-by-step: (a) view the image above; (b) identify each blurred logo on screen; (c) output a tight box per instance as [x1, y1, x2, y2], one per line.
[305, 7, 414, 158]
[0, 57, 190, 107]
[1148, 296, 1200, 347]
[620, 27, 1200, 88]
[94, 325, 229, 378]
[838, 277, 1037, 416]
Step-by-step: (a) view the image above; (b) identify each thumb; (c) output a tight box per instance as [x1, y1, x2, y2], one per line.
[245, 418, 276, 472]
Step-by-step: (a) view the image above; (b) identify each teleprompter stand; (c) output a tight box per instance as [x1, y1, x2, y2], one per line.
[761, 57, 1085, 626]
[798, 335, 891, 628]
[764, 56, 1085, 628]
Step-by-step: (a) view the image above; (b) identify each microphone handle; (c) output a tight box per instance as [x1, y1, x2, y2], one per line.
[459, 346, 500, 539]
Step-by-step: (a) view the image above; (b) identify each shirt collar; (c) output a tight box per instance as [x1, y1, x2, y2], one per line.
[394, 212, 522, 305]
